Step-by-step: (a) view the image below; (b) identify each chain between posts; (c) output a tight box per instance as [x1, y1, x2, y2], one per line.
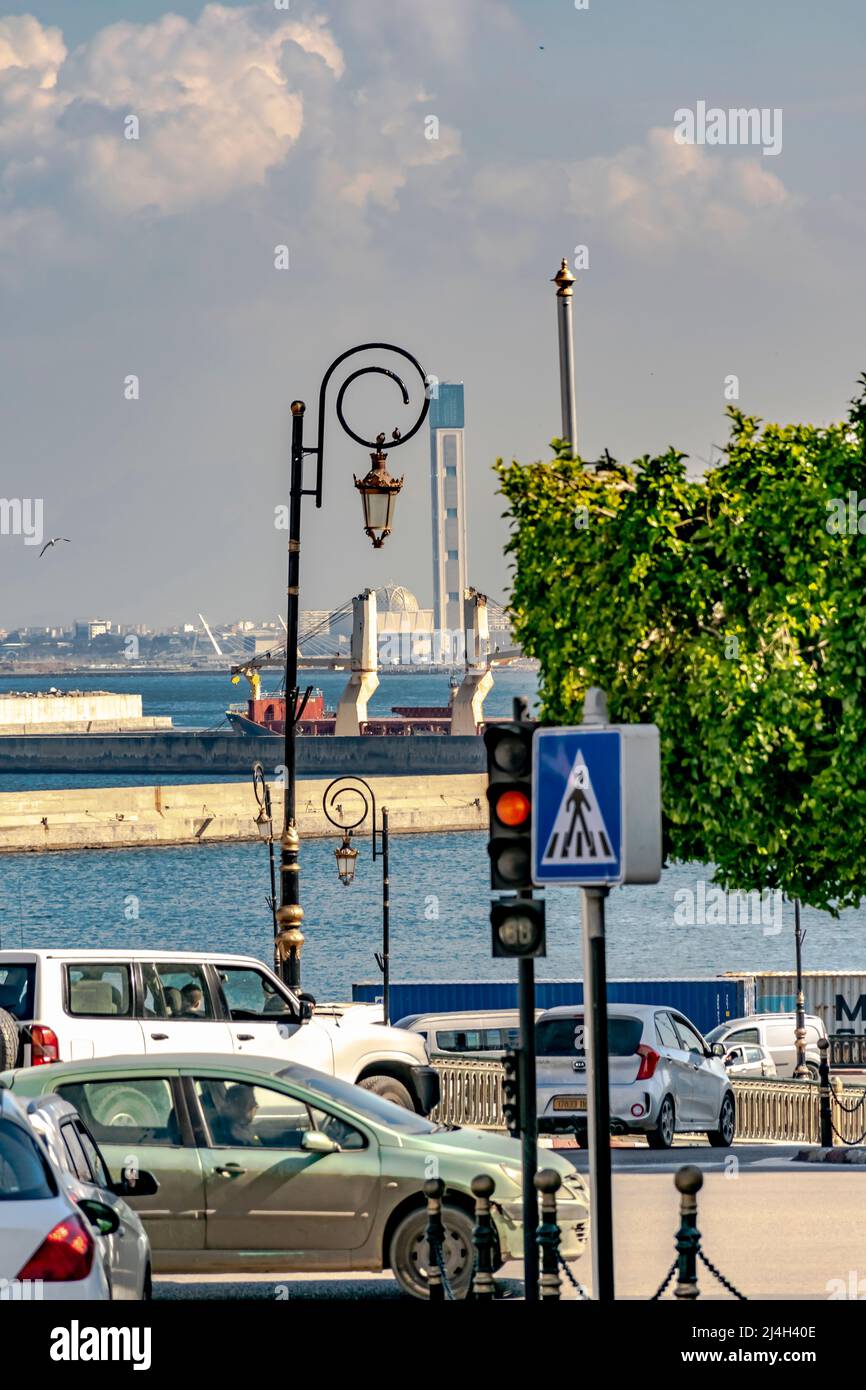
[649, 1165, 747, 1301]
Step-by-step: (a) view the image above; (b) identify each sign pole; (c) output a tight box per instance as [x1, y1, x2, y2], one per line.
[529, 686, 661, 1307]
[511, 695, 539, 1303]
[581, 884, 614, 1301]
[518, 945, 539, 1303]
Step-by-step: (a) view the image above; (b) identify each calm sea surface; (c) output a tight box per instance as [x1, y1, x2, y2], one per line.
[1, 672, 864, 992]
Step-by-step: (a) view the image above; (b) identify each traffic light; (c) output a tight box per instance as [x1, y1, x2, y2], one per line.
[490, 897, 546, 958]
[484, 721, 534, 891]
[501, 1047, 522, 1137]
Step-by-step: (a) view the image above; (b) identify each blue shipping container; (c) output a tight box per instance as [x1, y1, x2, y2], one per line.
[353, 978, 748, 1035]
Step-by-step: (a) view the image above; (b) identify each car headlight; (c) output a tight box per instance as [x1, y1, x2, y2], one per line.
[498, 1164, 523, 1187]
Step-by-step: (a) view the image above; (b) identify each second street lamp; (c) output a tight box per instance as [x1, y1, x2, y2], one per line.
[251, 761, 278, 968]
[335, 832, 359, 887]
[274, 344, 429, 992]
[322, 776, 391, 1025]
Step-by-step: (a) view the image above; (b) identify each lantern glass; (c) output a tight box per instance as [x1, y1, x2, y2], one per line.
[255, 808, 272, 841]
[361, 487, 394, 535]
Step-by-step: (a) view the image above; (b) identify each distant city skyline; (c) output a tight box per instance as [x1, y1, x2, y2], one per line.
[1, 0, 863, 627]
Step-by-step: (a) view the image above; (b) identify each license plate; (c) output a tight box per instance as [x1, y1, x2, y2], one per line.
[553, 1096, 587, 1112]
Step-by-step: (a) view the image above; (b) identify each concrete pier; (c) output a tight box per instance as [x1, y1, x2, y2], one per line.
[0, 774, 488, 853]
[0, 731, 486, 776]
[0, 691, 171, 735]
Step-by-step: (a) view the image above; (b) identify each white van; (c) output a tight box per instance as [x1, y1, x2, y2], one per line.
[0, 950, 439, 1114]
[704, 1013, 827, 1080]
[395, 1009, 540, 1060]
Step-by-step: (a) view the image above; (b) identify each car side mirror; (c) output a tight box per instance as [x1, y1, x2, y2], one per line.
[711, 1043, 726, 1058]
[298, 998, 314, 1023]
[78, 1197, 120, 1236]
[112, 1169, 159, 1199]
[301, 1130, 340, 1155]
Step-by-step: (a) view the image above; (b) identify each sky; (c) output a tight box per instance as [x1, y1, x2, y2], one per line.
[1, 0, 864, 627]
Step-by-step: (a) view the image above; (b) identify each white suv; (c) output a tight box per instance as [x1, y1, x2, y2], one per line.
[0, 951, 439, 1115]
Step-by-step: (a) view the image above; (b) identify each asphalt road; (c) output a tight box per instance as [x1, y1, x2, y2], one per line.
[560, 1141, 818, 1174]
[155, 1145, 866, 1301]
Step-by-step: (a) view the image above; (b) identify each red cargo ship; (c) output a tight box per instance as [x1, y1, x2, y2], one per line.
[226, 690, 454, 737]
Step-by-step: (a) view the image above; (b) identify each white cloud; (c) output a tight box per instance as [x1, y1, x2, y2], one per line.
[472, 126, 793, 257]
[0, 4, 344, 216]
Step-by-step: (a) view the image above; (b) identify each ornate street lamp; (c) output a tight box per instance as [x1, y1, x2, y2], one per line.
[354, 434, 403, 547]
[322, 776, 391, 1024]
[275, 345, 429, 991]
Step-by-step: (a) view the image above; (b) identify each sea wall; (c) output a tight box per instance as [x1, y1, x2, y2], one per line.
[0, 732, 486, 776]
[0, 774, 488, 852]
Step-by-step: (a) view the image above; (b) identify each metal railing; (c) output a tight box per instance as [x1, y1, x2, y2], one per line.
[731, 1078, 820, 1144]
[430, 1055, 866, 1144]
[431, 1055, 504, 1129]
[830, 1034, 866, 1068]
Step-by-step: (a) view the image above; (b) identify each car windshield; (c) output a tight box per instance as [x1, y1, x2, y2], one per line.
[536, 1015, 644, 1057]
[704, 1025, 728, 1045]
[281, 1069, 437, 1134]
[0, 964, 35, 1022]
[0, 1118, 58, 1201]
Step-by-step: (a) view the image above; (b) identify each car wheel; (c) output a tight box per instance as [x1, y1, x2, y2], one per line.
[390, 1204, 477, 1300]
[707, 1092, 736, 1148]
[0, 1008, 19, 1070]
[359, 1074, 414, 1110]
[646, 1095, 676, 1150]
[805, 1063, 820, 1082]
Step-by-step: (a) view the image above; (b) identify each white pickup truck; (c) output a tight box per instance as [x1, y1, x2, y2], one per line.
[0, 949, 439, 1115]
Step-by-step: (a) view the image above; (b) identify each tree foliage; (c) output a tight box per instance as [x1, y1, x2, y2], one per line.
[496, 378, 866, 911]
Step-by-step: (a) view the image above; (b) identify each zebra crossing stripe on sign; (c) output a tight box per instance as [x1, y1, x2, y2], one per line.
[540, 750, 617, 865]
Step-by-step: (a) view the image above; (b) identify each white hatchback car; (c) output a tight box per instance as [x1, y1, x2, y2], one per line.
[536, 1003, 735, 1149]
[25, 1092, 153, 1299]
[0, 1087, 109, 1299]
[721, 1041, 777, 1079]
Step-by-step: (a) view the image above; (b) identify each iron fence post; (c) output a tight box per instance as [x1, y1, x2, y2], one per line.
[819, 1036, 833, 1147]
[424, 1177, 445, 1303]
[471, 1174, 496, 1302]
[534, 1169, 563, 1300]
[674, 1165, 703, 1300]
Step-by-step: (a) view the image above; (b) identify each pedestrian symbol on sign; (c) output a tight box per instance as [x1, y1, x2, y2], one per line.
[540, 750, 616, 865]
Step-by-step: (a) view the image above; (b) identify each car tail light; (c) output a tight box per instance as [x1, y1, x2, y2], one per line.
[30, 1026, 59, 1065]
[636, 1044, 660, 1080]
[17, 1214, 94, 1282]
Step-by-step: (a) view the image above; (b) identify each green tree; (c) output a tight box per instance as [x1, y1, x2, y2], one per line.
[496, 378, 866, 912]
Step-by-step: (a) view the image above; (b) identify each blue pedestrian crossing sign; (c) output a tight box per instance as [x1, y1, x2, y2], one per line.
[531, 724, 662, 887]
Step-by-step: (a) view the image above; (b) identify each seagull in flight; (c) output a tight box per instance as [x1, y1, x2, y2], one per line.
[39, 537, 71, 558]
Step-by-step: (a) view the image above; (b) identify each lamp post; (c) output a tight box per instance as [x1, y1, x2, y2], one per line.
[322, 775, 391, 1025]
[276, 345, 429, 991]
[793, 897, 808, 1078]
[252, 761, 278, 969]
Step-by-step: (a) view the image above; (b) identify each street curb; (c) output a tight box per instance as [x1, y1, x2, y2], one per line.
[794, 1147, 866, 1164]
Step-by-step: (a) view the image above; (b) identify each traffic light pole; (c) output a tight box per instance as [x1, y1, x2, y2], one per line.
[518, 942, 539, 1303]
[582, 884, 615, 1301]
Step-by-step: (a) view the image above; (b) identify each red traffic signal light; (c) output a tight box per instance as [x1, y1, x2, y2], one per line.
[494, 789, 531, 828]
[484, 721, 534, 892]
